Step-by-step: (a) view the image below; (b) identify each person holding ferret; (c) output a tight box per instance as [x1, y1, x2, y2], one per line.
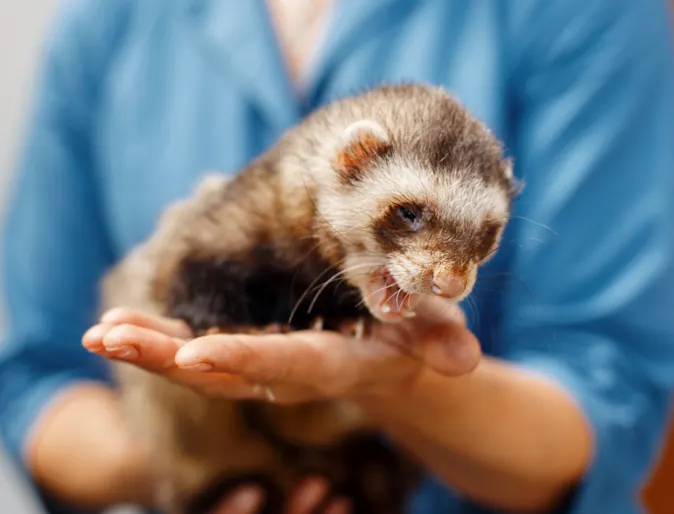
[1, 1, 674, 514]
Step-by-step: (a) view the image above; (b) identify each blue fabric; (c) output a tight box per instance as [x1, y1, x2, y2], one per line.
[2, 0, 674, 512]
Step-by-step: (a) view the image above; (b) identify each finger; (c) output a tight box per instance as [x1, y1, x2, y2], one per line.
[82, 323, 116, 352]
[174, 331, 348, 387]
[324, 497, 352, 514]
[210, 485, 265, 514]
[285, 477, 329, 514]
[414, 296, 467, 326]
[100, 307, 193, 339]
[174, 329, 421, 399]
[418, 321, 480, 376]
[96, 323, 184, 371]
[84, 317, 279, 399]
[378, 316, 480, 376]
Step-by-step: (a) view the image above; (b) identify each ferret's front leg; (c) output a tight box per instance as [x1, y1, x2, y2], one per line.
[163, 256, 258, 334]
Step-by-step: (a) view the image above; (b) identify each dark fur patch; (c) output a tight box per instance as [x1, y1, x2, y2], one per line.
[371, 199, 433, 253]
[164, 245, 370, 334]
[395, 94, 513, 195]
[372, 205, 503, 268]
[473, 219, 503, 262]
[162, 247, 418, 514]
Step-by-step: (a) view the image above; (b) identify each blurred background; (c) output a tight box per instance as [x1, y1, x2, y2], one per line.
[0, 4, 137, 514]
[0, 2, 58, 513]
[0, 2, 672, 513]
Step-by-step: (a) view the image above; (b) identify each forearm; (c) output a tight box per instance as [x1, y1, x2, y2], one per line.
[26, 382, 156, 510]
[358, 356, 593, 513]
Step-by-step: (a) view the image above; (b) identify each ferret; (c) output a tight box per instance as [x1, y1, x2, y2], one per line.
[99, 83, 519, 514]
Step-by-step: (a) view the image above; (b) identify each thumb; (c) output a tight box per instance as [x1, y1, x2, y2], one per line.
[415, 319, 481, 376]
[377, 298, 480, 376]
[415, 296, 479, 376]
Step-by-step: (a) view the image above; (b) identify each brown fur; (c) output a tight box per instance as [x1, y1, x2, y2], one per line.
[337, 131, 393, 185]
[99, 83, 518, 514]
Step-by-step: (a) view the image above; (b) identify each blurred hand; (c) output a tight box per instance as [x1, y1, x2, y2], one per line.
[82, 297, 478, 513]
[211, 478, 350, 514]
[82, 297, 478, 404]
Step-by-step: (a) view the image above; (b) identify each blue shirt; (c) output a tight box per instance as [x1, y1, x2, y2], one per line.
[2, 1, 674, 513]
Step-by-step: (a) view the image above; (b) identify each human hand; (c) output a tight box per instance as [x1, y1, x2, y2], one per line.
[82, 297, 479, 404]
[82, 299, 477, 513]
[206, 477, 350, 514]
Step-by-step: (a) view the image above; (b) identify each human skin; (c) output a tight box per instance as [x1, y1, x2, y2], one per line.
[27, 299, 475, 513]
[76, 297, 592, 513]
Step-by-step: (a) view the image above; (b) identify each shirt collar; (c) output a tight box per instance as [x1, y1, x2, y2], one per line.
[186, 0, 403, 129]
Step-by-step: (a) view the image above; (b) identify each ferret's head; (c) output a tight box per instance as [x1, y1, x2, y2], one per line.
[317, 91, 519, 322]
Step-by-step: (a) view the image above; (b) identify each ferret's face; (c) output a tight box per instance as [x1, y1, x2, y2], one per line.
[322, 118, 516, 322]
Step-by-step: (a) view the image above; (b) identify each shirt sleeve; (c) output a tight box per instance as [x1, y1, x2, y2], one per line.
[0, 0, 130, 487]
[500, 1, 674, 512]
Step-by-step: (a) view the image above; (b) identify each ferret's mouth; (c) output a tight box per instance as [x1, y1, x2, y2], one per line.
[366, 267, 420, 321]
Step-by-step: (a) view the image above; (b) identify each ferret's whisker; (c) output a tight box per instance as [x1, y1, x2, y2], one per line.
[383, 284, 404, 308]
[289, 250, 349, 305]
[355, 281, 398, 309]
[304, 262, 381, 298]
[467, 295, 479, 329]
[394, 287, 405, 310]
[508, 216, 557, 236]
[288, 262, 346, 325]
[306, 263, 380, 315]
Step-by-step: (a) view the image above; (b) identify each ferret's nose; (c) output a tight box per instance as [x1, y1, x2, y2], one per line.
[431, 273, 466, 298]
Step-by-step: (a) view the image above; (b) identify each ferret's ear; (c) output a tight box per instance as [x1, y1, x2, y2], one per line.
[336, 119, 392, 184]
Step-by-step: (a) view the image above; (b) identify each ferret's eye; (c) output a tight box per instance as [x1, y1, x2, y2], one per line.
[397, 205, 423, 231]
[398, 206, 416, 222]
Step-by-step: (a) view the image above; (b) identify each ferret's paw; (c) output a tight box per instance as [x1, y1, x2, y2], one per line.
[254, 323, 284, 335]
[339, 317, 371, 340]
[202, 323, 288, 336]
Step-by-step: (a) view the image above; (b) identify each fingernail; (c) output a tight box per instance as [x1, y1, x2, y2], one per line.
[297, 479, 328, 509]
[178, 362, 213, 372]
[82, 325, 107, 351]
[105, 346, 139, 360]
[325, 497, 351, 514]
[230, 486, 263, 511]
[175, 346, 214, 371]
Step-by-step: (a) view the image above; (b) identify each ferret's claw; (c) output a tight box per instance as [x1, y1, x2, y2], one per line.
[354, 318, 365, 340]
[339, 317, 367, 339]
[311, 316, 324, 331]
[262, 323, 283, 334]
